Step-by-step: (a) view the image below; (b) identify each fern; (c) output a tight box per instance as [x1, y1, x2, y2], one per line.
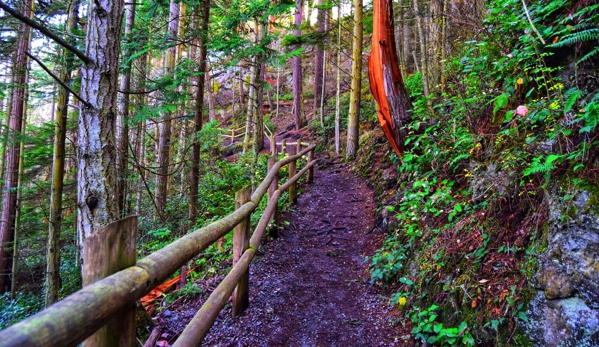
[535, 0, 567, 20]
[547, 3, 598, 65]
[523, 155, 562, 186]
[549, 28, 599, 48]
[572, 3, 599, 18]
[578, 46, 599, 64]
[563, 88, 582, 113]
[580, 95, 599, 133]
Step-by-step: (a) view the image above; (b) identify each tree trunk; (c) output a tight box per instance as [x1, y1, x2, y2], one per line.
[440, 0, 448, 93]
[0, 79, 12, 185]
[77, 0, 123, 255]
[243, 56, 257, 153]
[11, 75, 29, 298]
[369, 0, 413, 156]
[46, 0, 79, 307]
[238, 66, 245, 108]
[275, 65, 280, 118]
[136, 121, 146, 216]
[252, 22, 266, 156]
[0, 0, 32, 294]
[134, 44, 150, 218]
[116, 0, 136, 217]
[413, 0, 430, 96]
[293, 0, 304, 129]
[189, 0, 210, 224]
[403, 6, 411, 73]
[345, 0, 363, 159]
[253, 61, 265, 156]
[313, 0, 325, 112]
[334, 4, 341, 155]
[207, 65, 216, 122]
[155, 0, 179, 214]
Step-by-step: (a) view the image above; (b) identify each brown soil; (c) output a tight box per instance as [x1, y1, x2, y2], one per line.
[154, 158, 412, 346]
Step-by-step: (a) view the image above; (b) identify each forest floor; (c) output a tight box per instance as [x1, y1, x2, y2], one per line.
[154, 155, 413, 346]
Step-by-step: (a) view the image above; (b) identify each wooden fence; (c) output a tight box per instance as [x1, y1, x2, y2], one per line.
[219, 126, 245, 143]
[0, 139, 315, 347]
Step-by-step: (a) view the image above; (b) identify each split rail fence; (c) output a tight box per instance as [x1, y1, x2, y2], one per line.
[0, 138, 315, 347]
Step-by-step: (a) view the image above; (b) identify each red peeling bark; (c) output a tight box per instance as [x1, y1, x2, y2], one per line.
[368, 0, 412, 157]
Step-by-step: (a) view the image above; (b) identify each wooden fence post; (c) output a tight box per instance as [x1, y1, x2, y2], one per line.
[307, 145, 314, 183]
[288, 145, 297, 205]
[268, 137, 279, 238]
[232, 186, 251, 317]
[281, 139, 287, 156]
[83, 216, 137, 347]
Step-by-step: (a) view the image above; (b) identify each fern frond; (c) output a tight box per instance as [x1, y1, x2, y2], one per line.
[577, 46, 599, 64]
[535, 0, 565, 20]
[571, 3, 599, 19]
[564, 88, 582, 112]
[549, 28, 599, 47]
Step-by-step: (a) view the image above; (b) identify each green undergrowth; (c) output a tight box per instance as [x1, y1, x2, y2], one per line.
[361, 0, 598, 345]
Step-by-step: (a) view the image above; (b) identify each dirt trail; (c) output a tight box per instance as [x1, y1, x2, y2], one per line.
[195, 159, 408, 347]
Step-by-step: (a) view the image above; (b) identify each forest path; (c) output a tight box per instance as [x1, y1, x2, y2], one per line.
[197, 157, 409, 346]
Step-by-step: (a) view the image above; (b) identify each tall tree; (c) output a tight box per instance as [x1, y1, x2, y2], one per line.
[0, 0, 32, 293]
[11, 66, 29, 298]
[189, 0, 210, 224]
[334, 3, 341, 155]
[251, 23, 267, 155]
[369, 0, 412, 156]
[313, 0, 325, 113]
[77, 0, 124, 249]
[45, 0, 80, 306]
[413, 0, 430, 96]
[155, 0, 179, 213]
[116, 0, 136, 216]
[346, 0, 363, 159]
[293, 0, 304, 129]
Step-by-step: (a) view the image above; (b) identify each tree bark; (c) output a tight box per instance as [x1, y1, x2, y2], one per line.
[207, 65, 216, 122]
[116, 0, 135, 216]
[77, 0, 123, 254]
[155, 0, 179, 213]
[293, 0, 304, 130]
[46, 0, 79, 307]
[253, 61, 265, 155]
[11, 50, 31, 298]
[243, 56, 257, 153]
[413, 0, 430, 96]
[369, 0, 413, 156]
[313, 0, 325, 112]
[252, 23, 266, 156]
[189, 0, 210, 224]
[440, 0, 448, 93]
[345, 0, 363, 159]
[334, 4, 341, 155]
[0, 0, 32, 293]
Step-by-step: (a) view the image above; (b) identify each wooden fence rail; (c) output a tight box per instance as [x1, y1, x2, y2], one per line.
[219, 126, 246, 143]
[0, 141, 316, 347]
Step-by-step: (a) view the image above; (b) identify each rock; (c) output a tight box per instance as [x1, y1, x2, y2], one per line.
[526, 190, 599, 346]
[523, 292, 599, 347]
[469, 163, 510, 202]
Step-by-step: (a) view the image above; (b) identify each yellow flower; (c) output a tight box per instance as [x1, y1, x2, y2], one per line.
[398, 296, 407, 308]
